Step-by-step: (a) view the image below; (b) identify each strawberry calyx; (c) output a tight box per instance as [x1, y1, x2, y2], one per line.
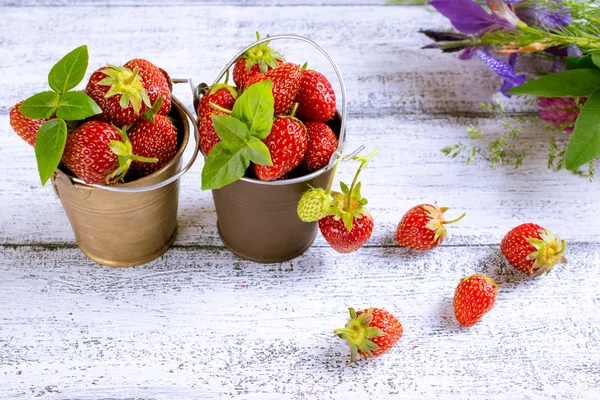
[240, 32, 285, 73]
[527, 229, 567, 276]
[98, 64, 151, 114]
[106, 125, 158, 184]
[334, 308, 386, 363]
[422, 204, 466, 243]
[142, 95, 164, 122]
[326, 149, 379, 232]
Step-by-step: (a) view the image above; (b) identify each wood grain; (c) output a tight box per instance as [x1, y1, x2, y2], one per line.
[0, 5, 541, 117]
[1, 2, 599, 399]
[0, 245, 598, 399]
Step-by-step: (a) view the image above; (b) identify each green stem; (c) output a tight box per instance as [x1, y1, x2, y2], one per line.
[443, 212, 466, 225]
[325, 159, 341, 194]
[345, 149, 380, 212]
[210, 103, 232, 114]
[130, 155, 158, 163]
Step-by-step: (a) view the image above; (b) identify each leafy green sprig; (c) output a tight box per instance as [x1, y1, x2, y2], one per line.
[19, 45, 101, 185]
[201, 80, 275, 190]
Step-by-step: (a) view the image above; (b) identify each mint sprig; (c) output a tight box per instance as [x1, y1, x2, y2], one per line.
[19, 45, 101, 186]
[201, 80, 274, 190]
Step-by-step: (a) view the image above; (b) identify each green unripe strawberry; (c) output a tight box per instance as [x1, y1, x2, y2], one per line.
[297, 187, 331, 222]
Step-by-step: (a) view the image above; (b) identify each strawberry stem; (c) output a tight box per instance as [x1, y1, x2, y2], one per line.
[443, 212, 466, 225]
[209, 103, 232, 114]
[345, 149, 379, 212]
[289, 102, 298, 118]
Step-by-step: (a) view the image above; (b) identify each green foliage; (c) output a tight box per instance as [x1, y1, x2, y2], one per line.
[21, 45, 100, 186]
[508, 69, 600, 97]
[565, 89, 600, 170]
[201, 81, 275, 190]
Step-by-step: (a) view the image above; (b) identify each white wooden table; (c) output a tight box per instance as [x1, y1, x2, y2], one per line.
[1, 2, 599, 399]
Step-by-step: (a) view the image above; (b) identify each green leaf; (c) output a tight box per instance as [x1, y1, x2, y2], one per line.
[565, 55, 598, 70]
[212, 115, 249, 148]
[565, 89, 600, 170]
[56, 91, 102, 120]
[35, 119, 67, 186]
[232, 79, 274, 139]
[243, 137, 272, 165]
[201, 142, 250, 190]
[593, 53, 600, 70]
[19, 91, 59, 119]
[508, 69, 600, 97]
[48, 45, 89, 94]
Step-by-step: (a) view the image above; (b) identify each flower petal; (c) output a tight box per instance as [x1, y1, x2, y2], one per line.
[429, 0, 505, 34]
[515, 3, 571, 29]
[476, 49, 526, 96]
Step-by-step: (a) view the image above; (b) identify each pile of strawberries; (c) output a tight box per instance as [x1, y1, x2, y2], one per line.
[198, 35, 339, 181]
[10, 47, 179, 186]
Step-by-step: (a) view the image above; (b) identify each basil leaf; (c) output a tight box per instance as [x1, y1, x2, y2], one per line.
[565, 55, 598, 70]
[232, 79, 274, 139]
[35, 119, 67, 186]
[565, 89, 600, 170]
[592, 53, 600, 70]
[19, 91, 59, 119]
[212, 115, 249, 148]
[48, 45, 89, 94]
[243, 137, 272, 165]
[201, 142, 250, 190]
[508, 69, 600, 97]
[56, 91, 102, 120]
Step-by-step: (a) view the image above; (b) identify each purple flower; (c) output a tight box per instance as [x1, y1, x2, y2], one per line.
[514, 2, 571, 29]
[475, 49, 526, 96]
[429, 0, 521, 34]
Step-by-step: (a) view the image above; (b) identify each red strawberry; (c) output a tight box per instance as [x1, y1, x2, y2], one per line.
[319, 214, 374, 253]
[234, 58, 285, 89]
[197, 85, 238, 155]
[123, 59, 172, 117]
[61, 121, 157, 185]
[9, 101, 53, 146]
[500, 223, 567, 276]
[128, 115, 178, 179]
[295, 69, 336, 122]
[318, 150, 377, 253]
[396, 204, 465, 251]
[335, 308, 403, 362]
[453, 274, 498, 327]
[86, 65, 151, 127]
[302, 122, 338, 172]
[233, 34, 284, 88]
[245, 62, 302, 116]
[253, 116, 307, 181]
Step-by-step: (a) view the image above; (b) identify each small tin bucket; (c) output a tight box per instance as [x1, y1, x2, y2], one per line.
[52, 94, 201, 267]
[195, 35, 349, 263]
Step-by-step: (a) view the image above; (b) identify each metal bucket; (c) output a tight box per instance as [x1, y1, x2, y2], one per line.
[52, 95, 200, 267]
[195, 35, 349, 263]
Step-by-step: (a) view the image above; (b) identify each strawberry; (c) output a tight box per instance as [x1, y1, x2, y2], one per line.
[9, 101, 53, 146]
[233, 33, 285, 88]
[396, 204, 465, 251]
[334, 308, 403, 362]
[453, 274, 498, 327]
[86, 64, 151, 127]
[245, 62, 302, 116]
[500, 223, 567, 276]
[319, 213, 374, 253]
[302, 122, 338, 172]
[297, 187, 331, 222]
[197, 84, 238, 155]
[253, 115, 307, 181]
[318, 150, 378, 253]
[128, 114, 178, 179]
[123, 59, 172, 117]
[295, 69, 336, 122]
[61, 121, 157, 185]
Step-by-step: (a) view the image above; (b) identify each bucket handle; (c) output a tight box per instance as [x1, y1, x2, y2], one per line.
[69, 83, 202, 193]
[200, 34, 348, 159]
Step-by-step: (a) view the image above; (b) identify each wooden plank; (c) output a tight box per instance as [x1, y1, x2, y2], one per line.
[0, 5, 539, 117]
[4, 0, 388, 6]
[0, 245, 598, 399]
[1, 111, 597, 246]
